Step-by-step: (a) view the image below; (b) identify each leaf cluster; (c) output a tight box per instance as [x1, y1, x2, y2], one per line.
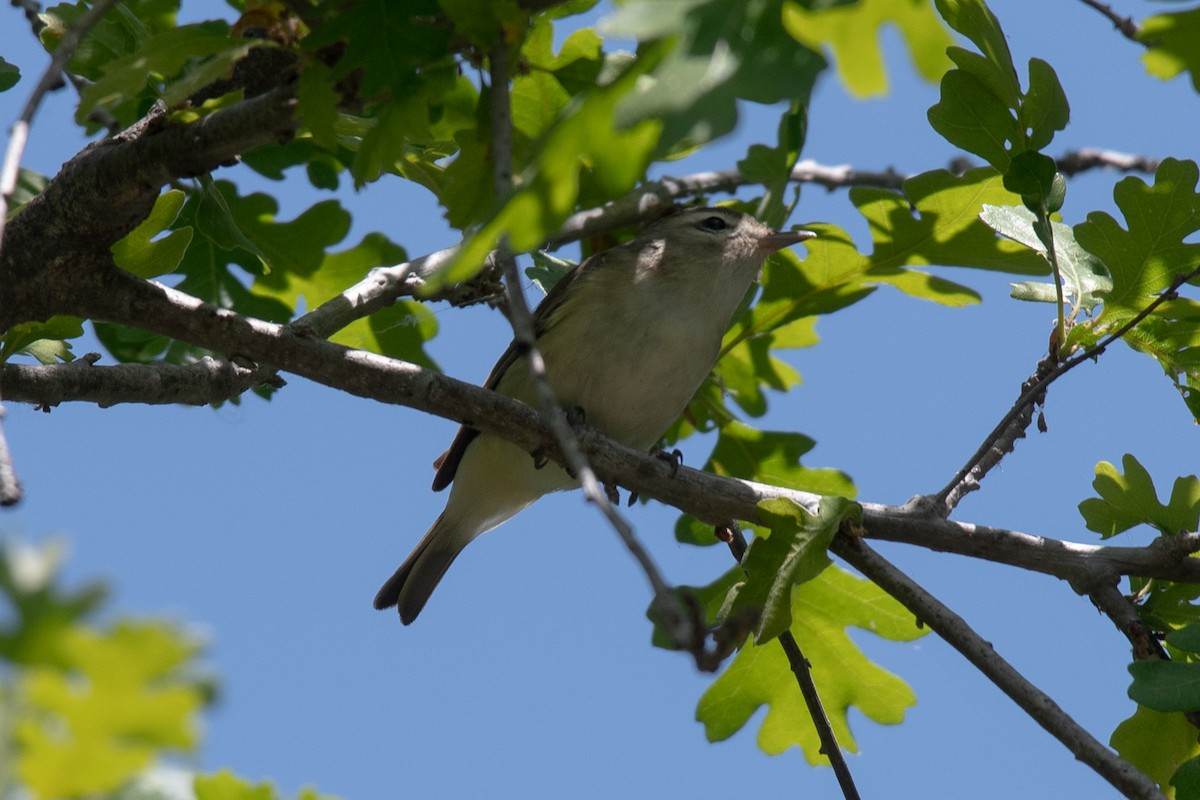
[6, 0, 1200, 792]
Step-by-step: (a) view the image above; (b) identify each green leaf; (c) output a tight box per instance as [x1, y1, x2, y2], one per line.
[981, 204, 1111, 312]
[608, 0, 824, 153]
[927, 68, 1017, 170]
[1139, 8, 1200, 92]
[1167, 624, 1200, 655]
[1173, 755, 1200, 800]
[0, 317, 84, 364]
[297, 61, 339, 151]
[77, 21, 255, 121]
[854, 166, 1048, 277]
[192, 770, 340, 800]
[934, 0, 1018, 97]
[1129, 661, 1200, 713]
[437, 0, 526, 49]
[195, 771, 278, 800]
[304, 0, 453, 99]
[436, 53, 662, 286]
[697, 565, 925, 761]
[740, 103, 807, 227]
[1071, 159, 1200, 418]
[1002, 150, 1057, 201]
[200, 179, 352, 276]
[1106, 298, 1200, 421]
[352, 64, 462, 187]
[16, 621, 206, 798]
[1075, 158, 1200, 318]
[0, 56, 19, 92]
[705, 420, 856, 498]
[7, 168, 47, 213]
[649, 568, 743, 648]
[783, 0, 952, 97]
[732, 496, 858, 643]
[252, 232, 439, 368]
[0, 539, 107, 668]
[112, 190, 194, 278]
[1111, 705, 1200, 792]
[1078, 454, 1200, 538]
[526, 251, 575, 296]
[1136, 579, 1200, 633]
[1020, 57, 1069, 151]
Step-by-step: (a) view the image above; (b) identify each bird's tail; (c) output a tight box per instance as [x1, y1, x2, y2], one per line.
[373, 512, 466, 624]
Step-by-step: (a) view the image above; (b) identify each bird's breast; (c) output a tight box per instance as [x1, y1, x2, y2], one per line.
[535, 305, 724, 450]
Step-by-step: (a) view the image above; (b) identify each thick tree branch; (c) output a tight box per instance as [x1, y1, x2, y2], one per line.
[0, 353, 282, 407]
[0, 82, 298, 328]
[0, 0, 123, 507]
[26, 265, 1193, 597]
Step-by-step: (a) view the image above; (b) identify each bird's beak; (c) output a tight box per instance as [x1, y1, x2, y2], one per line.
[759, 229, 817, 254]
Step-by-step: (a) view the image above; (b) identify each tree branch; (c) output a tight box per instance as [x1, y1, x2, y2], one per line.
[834, 535, 1165, 800]
[1077, 0, 1142, 43]
[932, 264, 1200, 516]
[1, 82, 298, 328]
[288, 147, 1165, 347]
[0, 352, 283, 407]
[0, 0, 123, 507]
[23, 264, 1191, 598]
[722, 523, 861, 800]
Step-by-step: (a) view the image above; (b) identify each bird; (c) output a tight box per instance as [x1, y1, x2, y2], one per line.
[374, 206, 815, 624]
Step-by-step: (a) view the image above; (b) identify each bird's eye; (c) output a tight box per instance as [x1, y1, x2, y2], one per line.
[699, 215, 729, 232]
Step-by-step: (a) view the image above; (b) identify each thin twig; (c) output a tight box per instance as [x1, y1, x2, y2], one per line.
[933, 263, 1200, 515]
[485, 42, 690, 641]
[288, 148, 1162, 344]
[1077, 0, 1142, 42]
[722, 523, 860, 800]
[1057, 148, 1158, 177]
[1085, 577, 1169, 663]
[834, 535, 1165, 800]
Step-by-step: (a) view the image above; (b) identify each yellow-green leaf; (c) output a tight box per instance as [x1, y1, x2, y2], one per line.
[697, 565, 925, 761]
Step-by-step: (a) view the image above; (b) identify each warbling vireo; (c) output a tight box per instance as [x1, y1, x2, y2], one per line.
[374, 206, 815, 623]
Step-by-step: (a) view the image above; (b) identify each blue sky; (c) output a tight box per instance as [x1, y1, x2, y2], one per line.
[3, 1, 1199, 797]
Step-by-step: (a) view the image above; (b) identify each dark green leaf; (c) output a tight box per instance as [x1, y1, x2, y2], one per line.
[927, 68, 1018, 170]
[0, 539, 107, 668]
[1021, 57, 1069, 151]
[1130, 661, 1200, 712]
[526, 251, 575, 296]
[608, 0, 824, 153]
[705, 421, 855, 497]
[1172, 755, 1200, 800]
[0, 56, 19, 92]
[934, 0, 1019, 99]
[1003, 151, 1057, 202]
[1167, 624, 1200, 654]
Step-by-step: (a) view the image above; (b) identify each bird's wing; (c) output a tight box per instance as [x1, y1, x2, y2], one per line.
[429, 248, 609, 491]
